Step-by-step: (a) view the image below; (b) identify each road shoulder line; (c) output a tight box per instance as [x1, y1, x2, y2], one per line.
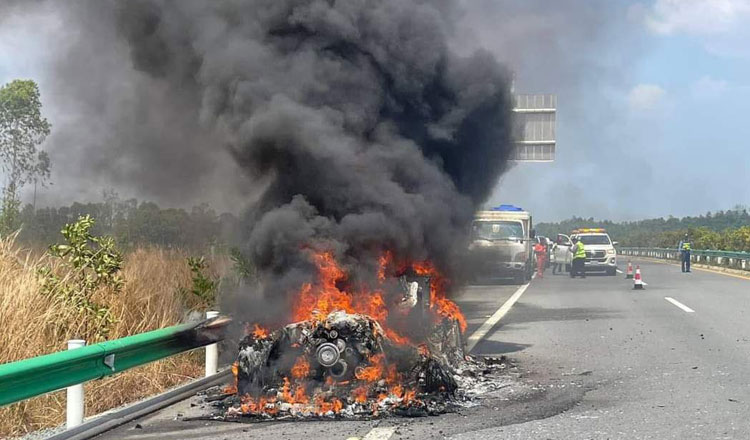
[465, 281, 530, 352]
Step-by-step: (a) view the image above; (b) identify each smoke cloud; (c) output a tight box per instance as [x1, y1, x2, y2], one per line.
[91, 0, 513, 323]
[3, 1, 518, 325]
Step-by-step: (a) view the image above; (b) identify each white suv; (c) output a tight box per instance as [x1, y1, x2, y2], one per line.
[570, 229, 618, 276]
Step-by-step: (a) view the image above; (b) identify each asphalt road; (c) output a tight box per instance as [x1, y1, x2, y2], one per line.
[94, 260, 750, 439]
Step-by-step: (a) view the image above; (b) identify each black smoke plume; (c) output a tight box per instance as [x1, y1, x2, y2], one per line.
[108, 0, 515, 323]
[7, 0, 509, 327]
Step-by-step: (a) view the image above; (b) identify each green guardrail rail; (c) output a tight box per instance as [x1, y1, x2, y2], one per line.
[619, 247, 750, 260]
[0, 317, 226, 407]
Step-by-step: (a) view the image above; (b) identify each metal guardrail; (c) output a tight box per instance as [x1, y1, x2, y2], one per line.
[619, 247, 750, 270]
[0, 316, 227, 407]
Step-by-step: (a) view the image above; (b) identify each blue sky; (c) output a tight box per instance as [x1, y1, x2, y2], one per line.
[481, 0, 750, 221]
[1, 0, 750, 221]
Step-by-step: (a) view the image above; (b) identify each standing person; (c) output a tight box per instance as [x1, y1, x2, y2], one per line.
[550, 240, 560, 275]
[534, 239, 546, 278]
[678, 233, 692, 273]
[570, 236, 586, 278]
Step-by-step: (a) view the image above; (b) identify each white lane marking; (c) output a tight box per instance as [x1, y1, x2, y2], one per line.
[361, 427, 397, 440]
[465, 281, 530, 352]
[616, 269, 623, 274]
[664, 297, 695, 313]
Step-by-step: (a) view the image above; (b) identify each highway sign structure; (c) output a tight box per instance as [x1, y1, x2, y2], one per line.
[512, 94, 556, 162]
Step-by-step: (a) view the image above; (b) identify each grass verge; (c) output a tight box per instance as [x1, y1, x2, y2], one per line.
[0, 238, 225, 437]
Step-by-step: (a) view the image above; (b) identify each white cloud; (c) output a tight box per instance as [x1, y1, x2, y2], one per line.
[646, 0, 750, 35]
[645, 0, 750, 58]
[691, 76, 729, 98]
[627, 84, 666, 111]
[645, 0, 750, 35]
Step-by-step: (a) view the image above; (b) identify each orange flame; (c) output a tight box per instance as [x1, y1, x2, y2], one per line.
[240, 395, 278, 415]
[385, 363, 399, 384]
[224, 361, 239, 394]
[314, 394, 343, 415]
[352, 385, 369, 403]
[390, 384, 404, 398]
[292, 252, 351, 322]
[280, 377, 293, 402]
[378, 250, 393, 281]
[291, 356, 310, 379]
[291, 250, 412, 345]
[293, 385, 309, 404]
[402, 388, 416, 403]
[412, 260, 467, 332]
[417, 344, 430, 357]
[384, 328, 411, 345]
[355, 353, 385, 382]
[253, 324, 269, 339]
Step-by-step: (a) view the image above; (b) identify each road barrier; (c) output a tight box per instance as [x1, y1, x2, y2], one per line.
[0, 311, 227, 429]
[619, 247, 750, 271]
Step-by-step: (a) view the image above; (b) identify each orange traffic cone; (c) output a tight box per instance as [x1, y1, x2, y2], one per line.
[625, 261, 634, 279]
[633, 265, 644, 290]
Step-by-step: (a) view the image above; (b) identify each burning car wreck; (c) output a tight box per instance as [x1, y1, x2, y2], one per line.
[230, 310, 458, 419]
[204, 252, 513, 421]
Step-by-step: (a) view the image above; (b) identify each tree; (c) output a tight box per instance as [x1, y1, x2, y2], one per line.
[0, 79, 51, 233]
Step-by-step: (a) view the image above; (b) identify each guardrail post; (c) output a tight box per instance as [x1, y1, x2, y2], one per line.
[205, 311, 220, 377]
[66, 339, 86, 429]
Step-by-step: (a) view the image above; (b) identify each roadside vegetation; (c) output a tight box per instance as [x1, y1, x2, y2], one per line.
[0, 217, 230, 437]
[0, 77, 246, 436]
[537, 206, 750, 251]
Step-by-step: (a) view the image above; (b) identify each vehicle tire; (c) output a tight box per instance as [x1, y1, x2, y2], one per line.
[607, 267, 616, 276]
[565, 264, 571, 272]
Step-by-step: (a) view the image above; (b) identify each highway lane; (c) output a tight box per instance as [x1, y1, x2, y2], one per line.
[456, 260, 750, 439]
[94, 262, 750, 439]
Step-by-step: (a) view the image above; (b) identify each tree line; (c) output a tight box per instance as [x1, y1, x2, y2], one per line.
[536, 206, 750, 252]
[17, 192, 240, 251]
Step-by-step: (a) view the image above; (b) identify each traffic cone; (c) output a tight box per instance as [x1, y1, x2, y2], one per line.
[633, 265, 644, 290]
[625, 261, 634, 279]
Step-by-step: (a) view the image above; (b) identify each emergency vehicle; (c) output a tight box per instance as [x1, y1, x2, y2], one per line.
[569, 228, 618, 276]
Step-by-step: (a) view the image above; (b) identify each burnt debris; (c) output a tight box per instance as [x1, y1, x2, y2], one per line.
[190, 272, 513, 421]
[196, 307, 512, 421]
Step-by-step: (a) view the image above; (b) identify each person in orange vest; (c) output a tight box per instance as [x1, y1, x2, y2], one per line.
[534, 239, 546, 278]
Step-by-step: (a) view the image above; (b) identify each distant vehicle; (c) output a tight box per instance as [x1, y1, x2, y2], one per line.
[468, 205, 535, 284]
[570, 228, 618, 276]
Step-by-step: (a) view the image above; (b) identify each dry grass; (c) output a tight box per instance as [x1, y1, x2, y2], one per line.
[0, 238, 228, 437]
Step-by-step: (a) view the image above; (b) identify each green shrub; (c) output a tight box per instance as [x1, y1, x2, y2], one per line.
[38, 215, 123, 340]
[184, 256, 218, 309]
